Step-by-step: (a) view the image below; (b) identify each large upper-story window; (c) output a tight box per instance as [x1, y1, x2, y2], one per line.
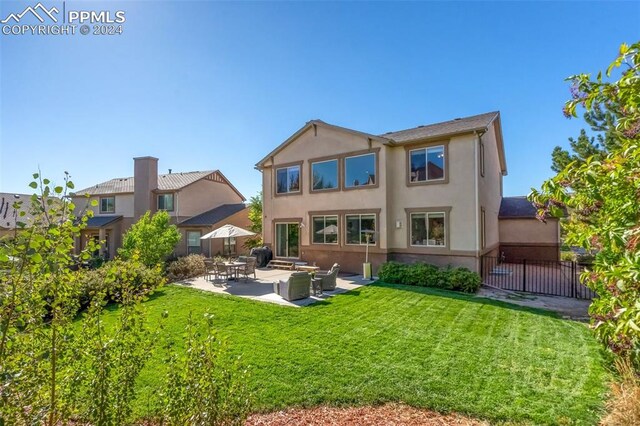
[410, 212, 446, 247]
[157, 193, 175, 211]
[409, 145, 445, 183]
[345, 153, 376, 188]
[345, 214, 376, 245]
[312, 215, 338, 244]
[276, 165, 300, 194]
[100, 196, 115, 214]
[311, 159, 338, 191]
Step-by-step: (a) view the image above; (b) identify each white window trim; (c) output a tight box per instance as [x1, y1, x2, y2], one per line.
[344, 153, 376, 188]
[311, 159, 339, 191]
[344, 213, 376, 246]
[311, 215, 339, 245]
[409, 211, 447, 248]
[275, 166, 301, 194]
[409, 145, 446, 182]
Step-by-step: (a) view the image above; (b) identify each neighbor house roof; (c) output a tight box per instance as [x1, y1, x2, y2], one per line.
[255, 111, 506, 174]
[0, 193, 32, 230]
[178, 203, 247, 226]
[74, 170, 246, 201]
[499, 197, 539, 219]
[85, 215, 123, 229]
[380, 111, 500, 143]
[75, 171, 215, 195]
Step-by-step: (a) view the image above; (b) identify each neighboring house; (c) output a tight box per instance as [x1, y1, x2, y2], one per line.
[72, 156, 248, 258]
[256, 111, 560, 274]
[0, 193, 32, 239]
[499, 196, 561, 261]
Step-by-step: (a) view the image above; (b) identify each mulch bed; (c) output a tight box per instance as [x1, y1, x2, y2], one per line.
[245, 404, 488, 426]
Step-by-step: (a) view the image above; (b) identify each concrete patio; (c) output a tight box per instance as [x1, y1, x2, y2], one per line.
[173, 267, 375, 307]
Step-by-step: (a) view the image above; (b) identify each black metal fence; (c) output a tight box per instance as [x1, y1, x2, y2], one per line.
[480, 256, 597, 300]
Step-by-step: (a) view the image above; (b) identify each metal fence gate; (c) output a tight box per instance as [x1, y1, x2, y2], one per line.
[480, 256, 597, 299]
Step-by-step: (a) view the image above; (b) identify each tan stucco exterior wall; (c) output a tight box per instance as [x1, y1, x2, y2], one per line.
[477, 121, 504, 253]
[72, 194, 135, 218]
[260, 122, 508, 273]
[499, 218, 560, 244]
[385, 133, 479, 253]
[176, 179, 244, 218]
[262, 125, 389, 254]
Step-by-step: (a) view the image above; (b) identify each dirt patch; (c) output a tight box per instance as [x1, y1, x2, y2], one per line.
[245, 404, 488, 426]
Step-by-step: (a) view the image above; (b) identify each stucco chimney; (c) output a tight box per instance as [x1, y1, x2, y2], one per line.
[133, 156, 159, 219]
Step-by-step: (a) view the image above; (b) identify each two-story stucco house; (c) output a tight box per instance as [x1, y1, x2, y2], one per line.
[72, 156, 249, 258]
[256, 111, 514, 274]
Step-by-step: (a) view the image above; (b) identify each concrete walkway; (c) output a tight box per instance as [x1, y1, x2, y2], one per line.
[173, 268, 375, 307]
[478, 286, 591, 320]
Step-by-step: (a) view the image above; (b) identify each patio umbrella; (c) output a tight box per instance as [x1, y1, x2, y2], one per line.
[200, 224, 256, 256]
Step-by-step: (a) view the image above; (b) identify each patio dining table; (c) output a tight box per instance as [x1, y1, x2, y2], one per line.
[224, 261, 247, 281]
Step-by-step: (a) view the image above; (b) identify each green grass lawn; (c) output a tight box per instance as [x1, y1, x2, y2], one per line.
[115, 283, 608, 425]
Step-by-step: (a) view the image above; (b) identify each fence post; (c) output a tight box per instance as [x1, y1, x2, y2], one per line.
[571, 261, 577, 298]
[522, 259, 526, 292]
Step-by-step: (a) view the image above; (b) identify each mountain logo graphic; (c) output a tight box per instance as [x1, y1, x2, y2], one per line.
[1, 3, 59, 24]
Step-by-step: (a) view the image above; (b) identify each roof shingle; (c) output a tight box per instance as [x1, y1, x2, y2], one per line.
[178, 203, 246, 226]
[499, 196, 538, 218]
[74, 171, 215, 196]
[381, 111, 500, 143]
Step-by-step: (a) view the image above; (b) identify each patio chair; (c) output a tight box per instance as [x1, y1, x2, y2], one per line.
[241, 256, 257, 282]
[204, 259, 216, 281]
[315, 263, 340, 291]
[214, 262, 231, 282]
[274, 272, 311, 301]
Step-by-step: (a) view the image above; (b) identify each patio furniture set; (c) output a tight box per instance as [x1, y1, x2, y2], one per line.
[204, 255, 257, 283]
[274, 263, 340, 301]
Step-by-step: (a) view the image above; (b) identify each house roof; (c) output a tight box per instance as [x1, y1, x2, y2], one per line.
[0, 193, 32, 229]
[75, 171, 215, 195]
[499, 196, 539, 218]
[380, 111, 500, 143]
[255, 111, 506, 174]
[74, 170, 246, 201]
[178, 203, 247, 226]
[85, 215, 123, 228]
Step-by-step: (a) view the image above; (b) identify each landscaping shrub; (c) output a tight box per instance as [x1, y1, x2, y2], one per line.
[119, 210, 181, 267]
[75, 256, 166, 305]
[166, 254, 207, 281]
[160, 313, 251, 425]
[602, 359, 640, 426]
[560, 251, 576, 262]
[378, 262, 481, 293]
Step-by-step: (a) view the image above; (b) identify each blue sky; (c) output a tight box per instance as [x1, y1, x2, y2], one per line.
[1, 1, 638, 199]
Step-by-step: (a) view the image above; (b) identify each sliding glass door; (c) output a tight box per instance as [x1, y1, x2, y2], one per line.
[275, 223, 299, 258]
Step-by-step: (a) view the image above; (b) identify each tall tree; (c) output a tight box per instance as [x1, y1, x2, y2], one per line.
[243, 192, 263, 249]
[530, 41, 640, 370]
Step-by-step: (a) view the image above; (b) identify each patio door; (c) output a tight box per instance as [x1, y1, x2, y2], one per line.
[275, 223, 299, 258]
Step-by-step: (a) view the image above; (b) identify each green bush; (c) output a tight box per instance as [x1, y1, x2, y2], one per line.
[166, 254, 207, 281]
[76, 256, 166, 305]
[119, 210, 181, 267]
[378, 261, 481, 293]
[560, 251, 576, 262]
